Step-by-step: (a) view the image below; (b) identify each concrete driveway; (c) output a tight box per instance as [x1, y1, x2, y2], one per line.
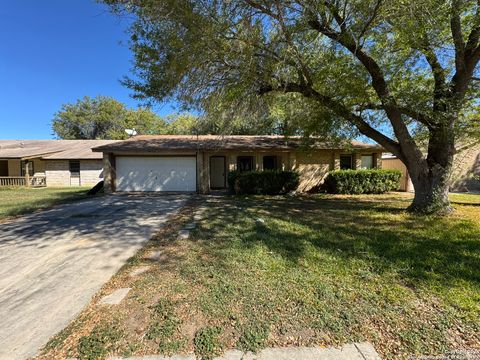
[0, 194, 189, 360]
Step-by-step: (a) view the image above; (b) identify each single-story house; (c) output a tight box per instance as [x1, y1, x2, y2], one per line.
[0, 140, 118, 187]
[92, 135, 384, 194]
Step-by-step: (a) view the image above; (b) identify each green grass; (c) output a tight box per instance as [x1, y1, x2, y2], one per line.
[77, 323, 123, 360]
[0, 187, 91, 219]
[39, 193, 480, 360]
[449, 192, 480, 205]
[146, 298, 186, 354]
[194, 326, 223, 359]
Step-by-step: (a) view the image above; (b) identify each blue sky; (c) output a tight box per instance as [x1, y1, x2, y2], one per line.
[0, 0, 177, 140]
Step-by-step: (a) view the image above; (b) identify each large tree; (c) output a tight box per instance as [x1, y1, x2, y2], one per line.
[52, 95, 168, 139]
[104, 0, 480, 214]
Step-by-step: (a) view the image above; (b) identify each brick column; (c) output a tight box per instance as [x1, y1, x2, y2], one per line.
[197, 152, 210, 194]
[373, 153, 382, 168]
[288, 152, 296, 171]
[333, 152, 340, 170]
[355, 153, 362, 169]
[228, 154, 236, 171]
[255, 153, 262, 171]
[103, 153, 115, 193]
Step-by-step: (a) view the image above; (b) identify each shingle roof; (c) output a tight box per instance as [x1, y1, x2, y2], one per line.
[0, 140, 119, 160]
[92, 135, 382, 153]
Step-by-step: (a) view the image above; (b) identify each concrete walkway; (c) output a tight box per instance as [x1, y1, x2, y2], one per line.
[109, 343, 381, 360]
[0, 194, 188, 360]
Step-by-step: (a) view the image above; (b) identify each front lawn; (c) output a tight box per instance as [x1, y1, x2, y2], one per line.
[0, 187, 91, 220]
[39, 193, 480, 360]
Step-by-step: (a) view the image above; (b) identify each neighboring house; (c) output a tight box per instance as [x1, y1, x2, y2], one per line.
[381, 154, 414, 192]
[450, 144, 480, 192]
[92, 135, 383, 194]
[381, 145, 480, 192]
[0, 140, 118, 187]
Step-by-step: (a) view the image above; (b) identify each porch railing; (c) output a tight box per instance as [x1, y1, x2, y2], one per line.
[0, 176, 47, 187]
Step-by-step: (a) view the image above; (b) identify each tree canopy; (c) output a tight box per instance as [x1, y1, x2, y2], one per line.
[52, 95, 285, 139]
[103, 0, 480, 213]
[52, 96, 168, 139]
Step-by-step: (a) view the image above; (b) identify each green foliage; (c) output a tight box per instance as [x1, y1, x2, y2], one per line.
[236, 323, 270, 353]
[228, 170, 299, 195]
[52, 95, 168, 139]
[77, 323, 123, 360]
[150, 298, 175, 317]
[102, 0, 480, 141]
[146, 298, 185, 354]
[324, 169, 402, 194]
[164, 113, 201, 135]
[268, 93, 357, 139]
[193, 326, 223, 360]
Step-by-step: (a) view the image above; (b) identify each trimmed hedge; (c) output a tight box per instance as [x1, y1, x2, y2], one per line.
[228, 170, 299, 195]
[323, 169, 402, 194]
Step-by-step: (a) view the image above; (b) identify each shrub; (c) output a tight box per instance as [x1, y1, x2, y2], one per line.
[323, 169, 402, 194]
[228, 170, 299, 195]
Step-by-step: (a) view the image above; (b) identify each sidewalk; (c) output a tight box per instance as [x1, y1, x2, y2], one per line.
[109, 342, 381, 360]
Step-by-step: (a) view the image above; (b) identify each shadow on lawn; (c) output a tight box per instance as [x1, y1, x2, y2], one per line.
[202, 195, 480, 290]
[1, 190, 89, 218]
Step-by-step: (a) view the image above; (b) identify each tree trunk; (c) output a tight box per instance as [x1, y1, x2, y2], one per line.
[405, 126, 455, 215]
[408, 165, 452, 214]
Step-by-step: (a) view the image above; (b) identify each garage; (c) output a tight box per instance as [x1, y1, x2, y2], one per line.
[115, 156, 197, 192]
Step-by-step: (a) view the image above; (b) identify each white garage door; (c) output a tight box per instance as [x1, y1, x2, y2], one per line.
[116, 156, 197, 192]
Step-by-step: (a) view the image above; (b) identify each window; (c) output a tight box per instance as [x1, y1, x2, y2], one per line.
[340, 154, 353, 170]
[237, 156, 254, 172]
[20, 161, 34, 176]
[69, 160, 80, 176]
[0, 160, 9, 176]
[263, 156, 279, 170]
[361, 155, 373, 169]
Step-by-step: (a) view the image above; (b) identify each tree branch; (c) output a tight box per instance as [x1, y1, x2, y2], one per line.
[356, 0, 383, 43]
[465, 0, 480, 56]
[358, 103, 435, 128]
[448, 0, 480, 99]
[306, 3, 421, 161]
[418, 36, 447, 107]
[451, 0, 466, 73]
[259, 82, 402, 156]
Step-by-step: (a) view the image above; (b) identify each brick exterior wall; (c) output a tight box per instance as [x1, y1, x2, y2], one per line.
[45, 160, 70, 186]
[295, 150, 383, 192]
[294, 150, 333, 192]
[104, 149, 382, 194]
[79, 160, 104, 186]
[44, 160, 103, 187]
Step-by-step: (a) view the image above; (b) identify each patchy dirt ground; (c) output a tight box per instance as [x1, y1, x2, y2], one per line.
[36, 193, 480, 360]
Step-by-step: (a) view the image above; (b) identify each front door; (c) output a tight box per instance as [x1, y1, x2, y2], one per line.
[210, 156, 226, 189]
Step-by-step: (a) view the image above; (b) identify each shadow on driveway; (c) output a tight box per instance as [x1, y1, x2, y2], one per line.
[0, 193, 189, 360]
